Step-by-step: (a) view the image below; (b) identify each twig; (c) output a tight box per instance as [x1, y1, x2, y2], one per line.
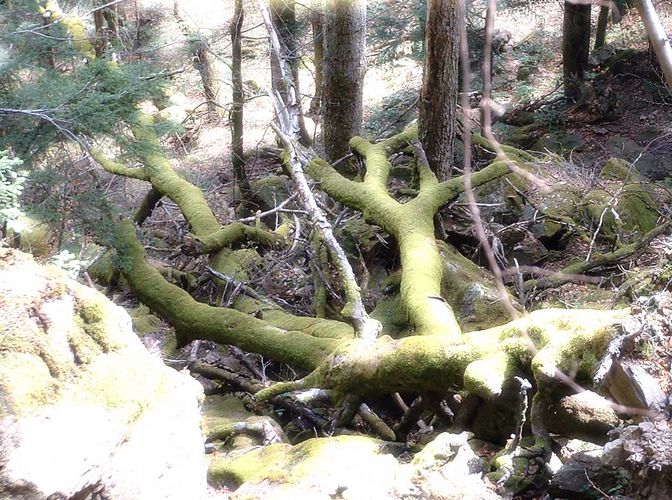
[257, 0, 381, 340]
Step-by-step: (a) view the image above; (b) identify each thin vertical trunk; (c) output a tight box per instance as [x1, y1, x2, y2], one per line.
[322, 0, 366, 170]
[418, 0, 459, 182]
[562, 1, 591, 98]
[480, 0, 495, 136]
[174, 0, 223, 117]
[270, 0, 311, 146]
[309, 8, 324, 116]
[93, 9, 106, 57]
[594, 5, 609, 50]
[230, 0, 252, 203]
[635, 0, 672, 91]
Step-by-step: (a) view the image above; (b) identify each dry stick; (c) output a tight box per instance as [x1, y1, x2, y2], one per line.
[359, 403, 396, 441]
[257, 0, 381, 340]
[189, 361, 328, 429]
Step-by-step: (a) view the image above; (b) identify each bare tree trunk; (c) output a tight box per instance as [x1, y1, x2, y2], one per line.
[230, 0, 252, 203]
[635, 0, 672, 91]
[309, 8, 324, 117]
[174, 0, 223, 117]
[594, 5, 609, 50]
[480, 0, 495, 136]
[322, 0, 366, 170]
[563, 1, 591, 98]
[270, 0, 312, 146]
[418, 0, 459, 182]
[93, 9, 106, 57]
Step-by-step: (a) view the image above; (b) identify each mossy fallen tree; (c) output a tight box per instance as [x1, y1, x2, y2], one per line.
[109, 126, 634, 452]
[28, 1, 664, 492]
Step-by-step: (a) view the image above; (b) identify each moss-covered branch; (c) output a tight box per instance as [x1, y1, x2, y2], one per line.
[306, 129, 522, 338]
[90, 148, 149, 180]
[183, 222, 282, 255]
[114, 220, 341, 370]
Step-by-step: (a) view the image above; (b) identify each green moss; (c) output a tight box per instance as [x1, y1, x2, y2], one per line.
[127, 304, 164, 336]
[600, 158, 640, 183]
[9, 214, 55, 257]
[581, 184, 658, 241]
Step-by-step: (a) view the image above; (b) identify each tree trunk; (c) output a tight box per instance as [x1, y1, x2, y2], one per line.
[309, 8, 324, 117]
[563, 1, 591, 99]
[635, 0, 672, 91]
[322, 0, 366, 169]
[418, 0, 459, 181]
[230, 0, 252, 202]
[269, 0, 312, 146]
[174, 0, 223, 117]
[93, 8, 106, 57]
[594, 5, 609, 50]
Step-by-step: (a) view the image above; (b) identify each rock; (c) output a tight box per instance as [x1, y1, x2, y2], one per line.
[581, 180, 658, 242]
[554, 437, 603, 463]
[532, 132, 586, 154]
[211, 431, 498, 499]
[603, 360, 668, 414]
[497, 226, 548, 266]
[0, 249, 207, 499]
[6, 213, 56, 257]
[545, 391, 622, 444]
[602, 422, 672, 498]
[155, 104, 188, 124]
[167, 92, 195, 112]
[607, 136, 669, 180]
[548, 453, 631, 500]
[517, 65, 533, 81]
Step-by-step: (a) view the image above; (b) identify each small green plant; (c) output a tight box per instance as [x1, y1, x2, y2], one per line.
[0, 150, 26, 233]
[49, 249, 93, 279]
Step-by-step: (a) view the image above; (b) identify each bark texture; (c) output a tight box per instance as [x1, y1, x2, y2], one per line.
[309, 8, 325, 116]
[594, 5, 610, 50]
[635, 0, 672, 91]
[419, 0, 459, 182]
[562, 1, 591, 98]
[230, 0, 253, 202]
[322, 0, 366, 168]
[270, 0, 312, 145]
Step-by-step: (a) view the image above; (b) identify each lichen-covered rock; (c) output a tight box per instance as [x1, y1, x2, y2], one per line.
[579, 157, 659, 243]
[0, 248, 207, 499]
[602, 421, 672, 499]
[545, 391, 621, 444]
[210, 431, 498, 499]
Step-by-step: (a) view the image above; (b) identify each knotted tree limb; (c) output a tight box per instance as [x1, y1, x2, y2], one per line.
[258, 0, 381, 340]
[182, 222, 282, 255]
[90, 148, 149, 180]
[305, 130, 522, 338]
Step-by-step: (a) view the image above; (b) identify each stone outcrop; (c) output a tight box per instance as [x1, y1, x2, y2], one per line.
[0, 248, 207, 499]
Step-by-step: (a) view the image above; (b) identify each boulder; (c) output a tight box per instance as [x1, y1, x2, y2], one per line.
[210, 431, 498, 499]
[0, 248, 207, 499]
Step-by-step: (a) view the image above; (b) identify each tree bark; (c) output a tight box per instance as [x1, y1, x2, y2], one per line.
[322, 0, 366, 169]
[635, 0, 672, 92]
[418, 0, 459, 182]
[309, 8, 325, 116]
[230, 0, 252, 202]
[594, 5, 610, 50]
[174, 0, 223, 117]
[269, 0, 312, 146]
[562, 1, 591, 98]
